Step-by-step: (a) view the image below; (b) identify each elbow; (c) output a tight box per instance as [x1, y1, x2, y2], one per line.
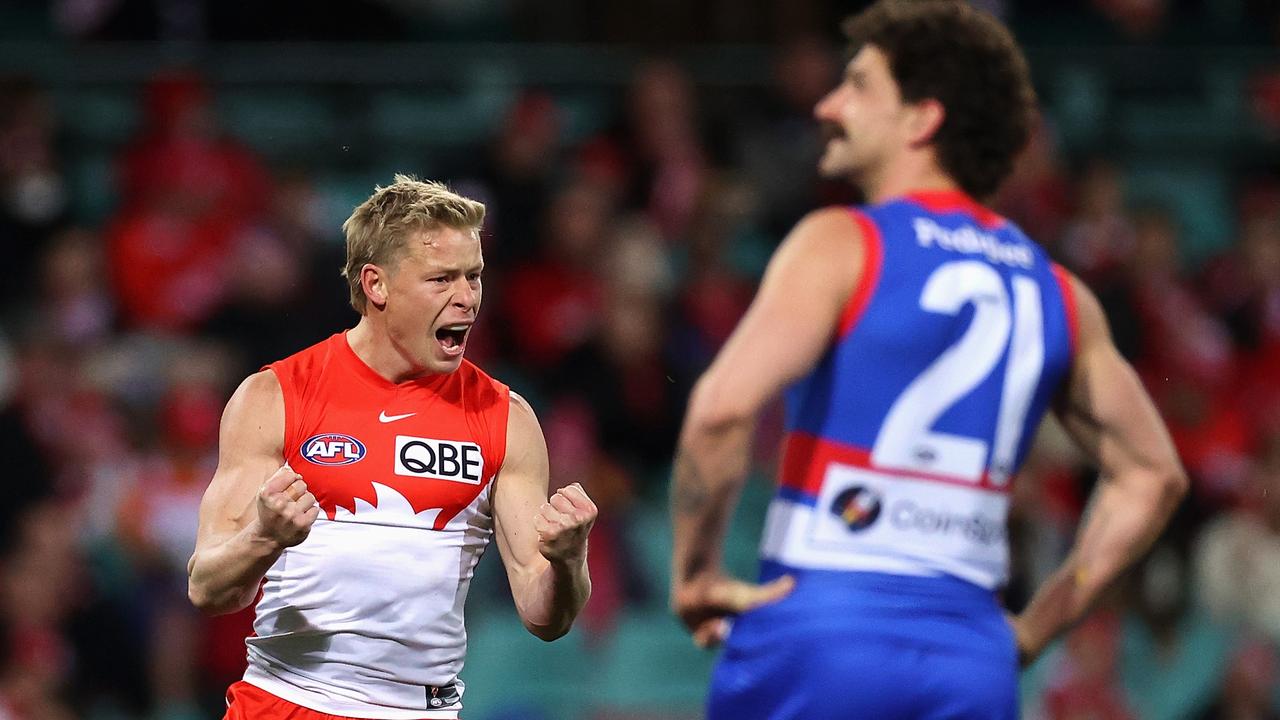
[524, 620, 570, 643]
[518, 581, 590, 643]
[187, 581, 246, 616]
[187, 583, 219, 615]
[1163, 467, 1190, 506]
[681, 379, 754, 446]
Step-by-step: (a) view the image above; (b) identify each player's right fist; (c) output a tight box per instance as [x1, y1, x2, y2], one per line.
[254, 464, 319, 548]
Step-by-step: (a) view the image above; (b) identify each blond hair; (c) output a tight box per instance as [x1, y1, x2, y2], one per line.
[341, 175, 486, 313]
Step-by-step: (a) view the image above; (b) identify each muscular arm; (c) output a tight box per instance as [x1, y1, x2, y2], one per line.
[492, 392, 596, 641]
[1013, 274, 1188, 661]
[670, 208, 865, 644]
[187, 371, 316, 615]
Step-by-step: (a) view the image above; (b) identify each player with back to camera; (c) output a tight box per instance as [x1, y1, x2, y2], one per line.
[669, 1, 1188, 717]
[188, 176, 597, 720]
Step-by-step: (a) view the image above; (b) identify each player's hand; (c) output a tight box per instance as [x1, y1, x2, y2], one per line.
[673, 573, 796, 649]
[1007, 613, 1044, 667]
[535, 483, 597, 564]
[253, 464, 319, 549]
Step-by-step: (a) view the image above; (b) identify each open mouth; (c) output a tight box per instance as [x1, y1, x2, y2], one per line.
[435, 324, 470, 356]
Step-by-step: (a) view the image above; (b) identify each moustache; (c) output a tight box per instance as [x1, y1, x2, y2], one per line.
[821, 123, 847, 142]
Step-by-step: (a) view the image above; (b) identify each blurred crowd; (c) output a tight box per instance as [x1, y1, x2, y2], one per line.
[1, 1, 1279, 718]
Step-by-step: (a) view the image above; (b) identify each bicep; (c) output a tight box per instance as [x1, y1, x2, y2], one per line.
[688, 208, 864, 424]
[491, 393, 550, 580]
[194, 371, 286, 550]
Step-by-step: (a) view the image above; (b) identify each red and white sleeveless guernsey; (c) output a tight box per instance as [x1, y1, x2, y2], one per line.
[242, 331, 510, 718]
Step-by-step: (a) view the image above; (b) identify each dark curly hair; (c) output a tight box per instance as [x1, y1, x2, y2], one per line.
[844, 0, 1037, 199]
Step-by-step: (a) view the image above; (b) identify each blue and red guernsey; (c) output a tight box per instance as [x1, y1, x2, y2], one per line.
[762, 191, 1078, 589]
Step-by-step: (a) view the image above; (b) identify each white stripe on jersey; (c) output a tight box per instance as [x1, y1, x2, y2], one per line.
[761, 463, 1010, 589]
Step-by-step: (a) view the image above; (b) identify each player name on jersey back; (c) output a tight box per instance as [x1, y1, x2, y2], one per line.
[913, 216, 1034, 268]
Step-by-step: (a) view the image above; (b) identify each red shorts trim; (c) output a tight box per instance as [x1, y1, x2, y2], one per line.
[224, 681, 460, 720]
[225, 681, 347, 720]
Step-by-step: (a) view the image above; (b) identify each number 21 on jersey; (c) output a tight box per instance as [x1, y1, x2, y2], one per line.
[871, 260, 1044, 486]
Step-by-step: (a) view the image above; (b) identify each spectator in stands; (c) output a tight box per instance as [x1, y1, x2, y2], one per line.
[622, 60, 710, 243]
[205, 173, 347, 376]
[107, 71, 271, 331]
[734, 35, 839, 239]
[1194, 427, 1280, 641]
[501, 179, 611, 371]
[0, 80, 67, 314]
[461, 91, 565, 266]
[1197, 638, 1280, 720]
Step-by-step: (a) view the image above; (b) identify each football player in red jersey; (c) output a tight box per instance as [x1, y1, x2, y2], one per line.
[189, 176, 596, 720]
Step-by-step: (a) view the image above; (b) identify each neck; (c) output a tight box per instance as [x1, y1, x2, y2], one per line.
[861, 154, 962, 205]
[347, 317, 431, 384]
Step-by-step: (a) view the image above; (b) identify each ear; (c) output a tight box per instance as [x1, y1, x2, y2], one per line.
[906, 98, 946, 148]
[360, 263, 389, 309]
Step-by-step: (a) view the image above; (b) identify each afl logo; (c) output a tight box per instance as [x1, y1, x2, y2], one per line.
[831, 485, 882, 532]
[302, 433, 366, 466]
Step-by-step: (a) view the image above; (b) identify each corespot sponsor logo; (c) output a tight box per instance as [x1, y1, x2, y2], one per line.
[302, 433, 367, 466]
[889, 500, 1006, 546]
[830, 485, 883, 532]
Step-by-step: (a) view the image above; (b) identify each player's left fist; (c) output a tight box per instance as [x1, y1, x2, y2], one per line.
[534, 482, 597, 563]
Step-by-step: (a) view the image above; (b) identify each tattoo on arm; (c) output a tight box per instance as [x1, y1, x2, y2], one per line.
[672, 449, 719, 581]
[671, 450, 710, 516]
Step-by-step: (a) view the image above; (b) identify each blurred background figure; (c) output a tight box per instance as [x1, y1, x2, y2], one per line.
[0, 0, 1277, 717]
[1199, 638, 1280, 720]
[1042, 612, 1137, 720]
[107, 71, 271, 333]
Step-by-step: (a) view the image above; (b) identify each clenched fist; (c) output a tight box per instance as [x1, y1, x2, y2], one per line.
[254, 464, 319, 549]
[534, 483, 597, 564]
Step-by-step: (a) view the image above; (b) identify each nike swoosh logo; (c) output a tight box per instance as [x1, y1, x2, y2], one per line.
[379, 411, 416, 423]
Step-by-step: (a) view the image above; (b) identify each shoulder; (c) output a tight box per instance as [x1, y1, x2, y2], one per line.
[227, 370, 283, 415]
[1056, 268, 1108, 344]
[787, 206, 866, 249]
[502, 390, 548, 470]
[506, 390, 540, 434]
[760, 206, 870, 298]
[505, 391, 546, 451]
[764, 207, 865, 279]
[219, 370, 285, 452]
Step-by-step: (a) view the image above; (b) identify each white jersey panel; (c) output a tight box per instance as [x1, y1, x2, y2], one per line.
[761, 464, 1010, 589]
[245, 482, 492, 717]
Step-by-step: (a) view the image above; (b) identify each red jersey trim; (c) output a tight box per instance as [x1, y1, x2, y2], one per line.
[903, 190, 1004, 230]
[779, 431, 1008, 497]
[1050, 263, 1079, 360]
[836, 209, 885, 339]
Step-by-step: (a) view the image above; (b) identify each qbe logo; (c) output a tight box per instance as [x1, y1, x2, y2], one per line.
[395, 435, 484, 484]
[302, 433, 367, 466]
[830, 485, 882, 532]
